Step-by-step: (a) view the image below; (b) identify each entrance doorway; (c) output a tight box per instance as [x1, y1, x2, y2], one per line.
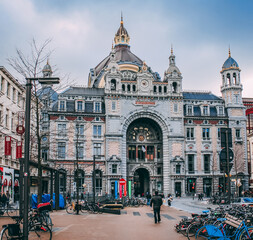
[203, 178, 212, 197]
[134, 168, 149, 197]
[175, 182, 181, 197]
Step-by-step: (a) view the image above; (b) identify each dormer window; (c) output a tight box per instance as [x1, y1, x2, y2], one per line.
[94, 102, 101, 113]
[59, 100, 66, 111]
[203, 106, 209, 116]
[76, 100, 83, 112]
[187, 105, 193, 116]
[218, 106, 224, 116]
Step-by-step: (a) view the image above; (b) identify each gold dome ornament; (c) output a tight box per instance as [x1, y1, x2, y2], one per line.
[114, 14, 130, 46]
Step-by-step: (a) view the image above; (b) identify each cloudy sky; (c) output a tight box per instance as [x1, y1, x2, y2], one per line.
[0, 0, 253, 97]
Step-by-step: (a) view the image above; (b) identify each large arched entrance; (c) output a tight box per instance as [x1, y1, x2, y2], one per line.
[134, 168, 150, 197]
[127, 117, 163, 195]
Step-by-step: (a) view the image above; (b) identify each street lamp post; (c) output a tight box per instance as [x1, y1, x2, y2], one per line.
[23, 77, 59, 240]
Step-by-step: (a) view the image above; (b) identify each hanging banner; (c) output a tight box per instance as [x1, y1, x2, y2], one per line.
[16, 141, 22, 159]
[128, 181, 131, 198]
[5, 136, 11, 156]
[115, 181, 118, 199]
[119, 184, 122, 198]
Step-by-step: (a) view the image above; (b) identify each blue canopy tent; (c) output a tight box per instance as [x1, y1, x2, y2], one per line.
[31, 193, 65, 209]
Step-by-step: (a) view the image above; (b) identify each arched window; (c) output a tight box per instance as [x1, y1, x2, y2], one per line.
[95, 170, 102, 194]
[153, 86, 157, 93]
[226, 73, 231, 85]
[127, 84, 131, 92]
[164, 86, 167, 93]
[133, 85, 136, 92]
[159, 86, 162, 93]
[75, 169, 85, 192]
[122, 84, 125, 92]
[172, 82, 177, 93]
[233, 73, 237, 85]
[111, 79, 116, 90]
[222, 75, 225, 86]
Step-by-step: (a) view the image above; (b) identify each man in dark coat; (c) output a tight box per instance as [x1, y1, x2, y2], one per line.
[150, 190, 163, 224]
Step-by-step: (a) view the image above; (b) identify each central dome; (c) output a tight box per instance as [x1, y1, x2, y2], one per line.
[94, 17, 143, 76]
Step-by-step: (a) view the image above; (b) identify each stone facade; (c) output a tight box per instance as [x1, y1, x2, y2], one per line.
[48, 19, 248, 198]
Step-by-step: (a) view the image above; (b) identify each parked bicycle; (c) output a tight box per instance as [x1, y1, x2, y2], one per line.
[0, 215, 52, 240]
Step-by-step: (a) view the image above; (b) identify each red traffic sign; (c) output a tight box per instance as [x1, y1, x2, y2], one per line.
[16, 125, 25, 135]
[119, 178, 126, 185]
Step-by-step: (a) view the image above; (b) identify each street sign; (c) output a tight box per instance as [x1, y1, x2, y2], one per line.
[220, 148, 234, 162]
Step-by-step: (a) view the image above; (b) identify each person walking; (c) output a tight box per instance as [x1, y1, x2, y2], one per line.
[150, 190, 163, 224]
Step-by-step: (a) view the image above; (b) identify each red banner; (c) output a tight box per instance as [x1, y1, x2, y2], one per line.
[5, 136, 11, 156]
[16, 141, 22, 159]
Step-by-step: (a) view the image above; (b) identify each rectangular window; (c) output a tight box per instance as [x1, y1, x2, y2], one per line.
[58, 142, 66, 159]
[147, 146, 154, 160]
[94, 102, 101, 113]
[93, 143, 101, 156]
[11, 113, 15, 131]
[176, 165, 181, 174]
[17, 92, 21, 106]
[186, 127, 194, 140]
[58, 123, 67, 136]
[12, 88, 16, 102]
[157, 146, 161, 159]
[112, 101, 116, 111]
[42, 113, 49, 121]
[59, 101, 65, 111]
[112, 164, 117, 174]
[138, 146, 145, 161]
[188, 154, 195, 174]
[76, 124, 84, 137]
[218, 128, 221, 140]
[76, 142, 84, 159]
[5, 109, 9, 128]
[6, 82, 10, 97]
[187, 105, 193, 115]
[204, 154, 210, 173]
[77, 101, 83, 111]
[128, 145, 136, 160]
[174, 103, 178, 113]
[93, 125, 102, 138]
[218, 107, 223, 115]
[202, 128, 210, 140]
[42, 149, 48, 161]
[203, 106, 208, 115]
[235, 95, 239, 104]
[157, 167, 162, 175]
[236, 129, 241, 138]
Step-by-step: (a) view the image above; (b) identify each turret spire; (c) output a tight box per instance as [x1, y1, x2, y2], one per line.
[171, 44, 173, 55]
[229, 45, 231, 58]
[114, 13, 130, 46]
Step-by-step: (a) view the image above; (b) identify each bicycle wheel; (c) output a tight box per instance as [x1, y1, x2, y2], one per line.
[186, 223, 201, 240]
[0, 227, 10, 240]
[80, 205, 88, 213]
[66, 204, 74, 214]
[238, 226, 253, 240]
[29, 223, 52, 240]
[195, 226, 211, 240]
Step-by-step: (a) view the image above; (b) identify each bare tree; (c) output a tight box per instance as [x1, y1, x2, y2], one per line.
[7, 38, 74, 202]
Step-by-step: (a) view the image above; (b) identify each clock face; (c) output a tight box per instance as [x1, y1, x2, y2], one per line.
[141, 80, 149, 88]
